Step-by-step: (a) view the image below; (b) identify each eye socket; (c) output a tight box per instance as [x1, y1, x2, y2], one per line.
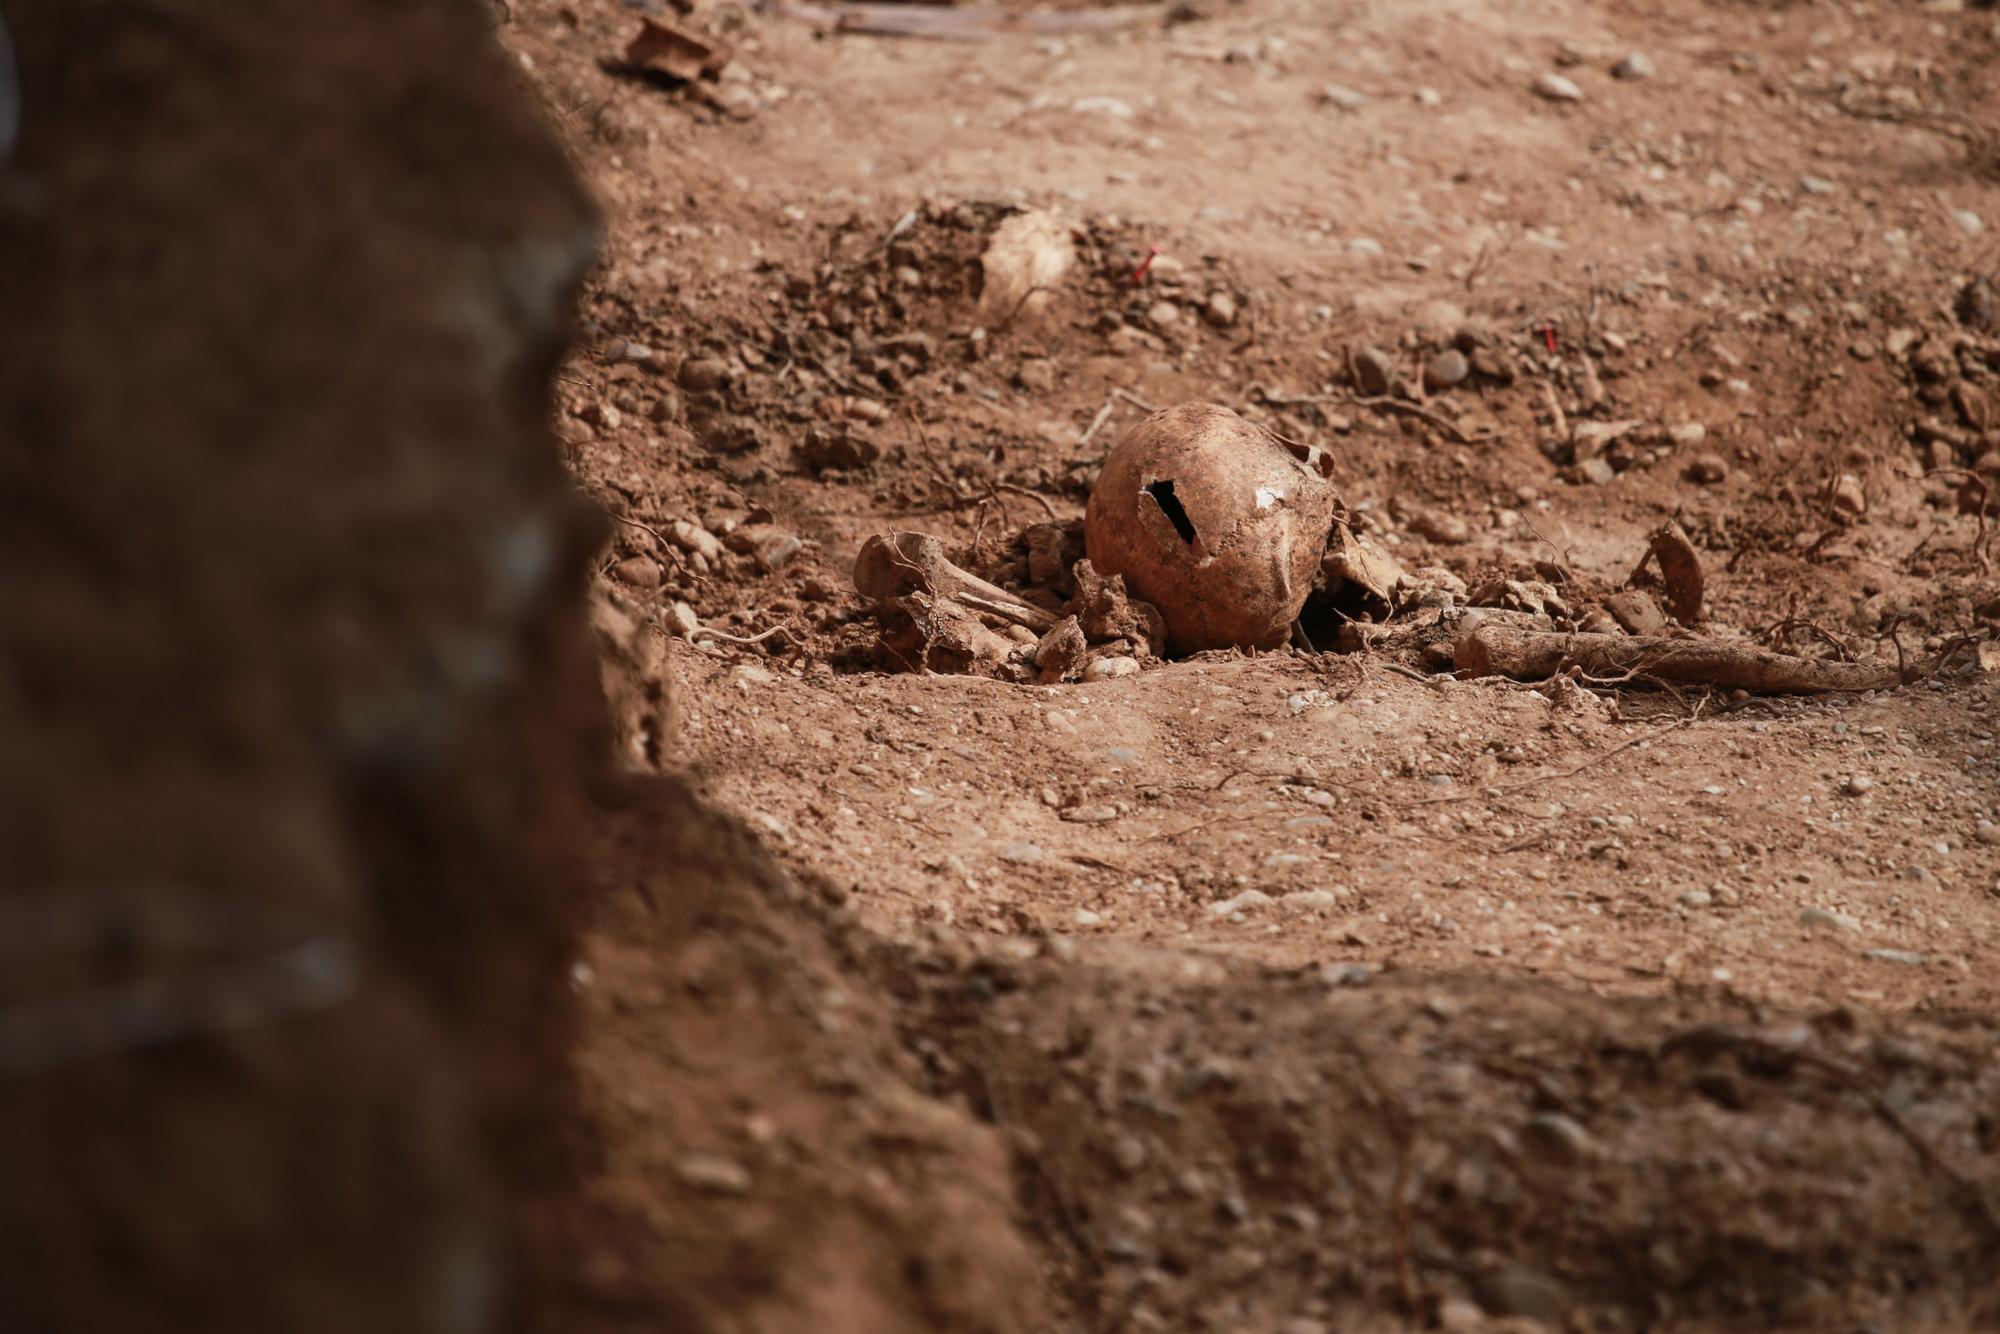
[1144, 479, 1198, 545]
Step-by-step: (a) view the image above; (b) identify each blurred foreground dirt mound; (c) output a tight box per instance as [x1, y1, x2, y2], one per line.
[0, 2, 1035, 1331]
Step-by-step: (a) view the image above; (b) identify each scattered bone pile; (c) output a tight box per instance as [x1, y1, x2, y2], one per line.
[852, 403, 1983, 694]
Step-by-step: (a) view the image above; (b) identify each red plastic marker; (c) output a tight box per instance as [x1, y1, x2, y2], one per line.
[1540, 323, 1559, 353]
[1129, 245, 1162, 285]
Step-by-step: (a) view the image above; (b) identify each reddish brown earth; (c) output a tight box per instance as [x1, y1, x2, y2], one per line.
[520, 0, 2000, 1328]
[10, 0, 2000, 1331]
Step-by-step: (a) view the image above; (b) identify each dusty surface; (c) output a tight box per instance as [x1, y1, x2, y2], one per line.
[506, 0, 2000, 1327]
[33, 0, 2000, 1329]
[515, 0, 2000, 1325]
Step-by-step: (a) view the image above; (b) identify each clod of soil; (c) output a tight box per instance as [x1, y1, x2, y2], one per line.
[1085, 403, 1339, 652]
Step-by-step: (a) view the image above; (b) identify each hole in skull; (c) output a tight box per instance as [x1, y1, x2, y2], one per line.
[1144, 479, 1198, 545]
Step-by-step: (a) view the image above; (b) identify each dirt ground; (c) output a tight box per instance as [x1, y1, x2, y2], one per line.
[511, 0, 2000, 1329]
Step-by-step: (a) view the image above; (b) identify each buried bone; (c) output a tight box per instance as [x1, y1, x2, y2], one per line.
[853, 531, 1058, 632]
[1454, 620, 1906, 694]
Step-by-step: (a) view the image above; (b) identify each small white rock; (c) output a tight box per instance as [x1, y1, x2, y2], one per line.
[1800, 906, 1860, 932]
[1318, 83, 1370, 111]
[1206, 889, 1273, 918]
[1955, 209, 1985, 235]
[1534, 72, 1585, 102]
[675, 1153, 753, 1196]
[1610, 51, 1656, 80]
[1084, 655, 1141, 681]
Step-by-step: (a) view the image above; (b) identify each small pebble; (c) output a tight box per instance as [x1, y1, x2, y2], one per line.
[1534, 72, 1584, 102]
[1424, 347, 1470, 391]
[1205, 889, 1273, 918]
[1015, 359, 1056, 394]
[754, 534, 803, 573]
[1437, 1298, 1486, 1332]
[1679, 889, 1713, 909]
[1863, 948, 1926, 966]
[1842, 774, 1874, 796]
[1686, 452, 1730, 484]
[675, 1153, 753, 1196]
[999, 842, 1046, 865]
[1202, 291, 1239, 328]
[1350, 345, 1396, 397]
[1318, 83, 1369, 111]
[677, 356, 732, 394]
[612, 556, 662, 589]
[1060, 804, 1120, 824]
[1975, 822, 2000, 846]
[1576, 457, 1616, 485]
[1800, 906, 1859, 932]
[1085, 656, 1141, 681]
[1321, 962, 1373, 987]
[1610, 51, 1656, 80]
[1521, 1112, 1594, 1165]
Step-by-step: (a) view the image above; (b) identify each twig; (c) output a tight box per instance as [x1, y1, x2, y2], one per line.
[993, 481, 1060, 521]
[996, 283, 1057, 333]
[684, 624, 801, 648]
[1757, 616, 1858, 662]
[906, 405, 961, 498]
[1078, 395, 1119, 448]
[608, 513, 697, 578]
[1141, 809, 1278, 843]
[1075, 387, 1162, 449]
[910, 407, 1060, 522]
